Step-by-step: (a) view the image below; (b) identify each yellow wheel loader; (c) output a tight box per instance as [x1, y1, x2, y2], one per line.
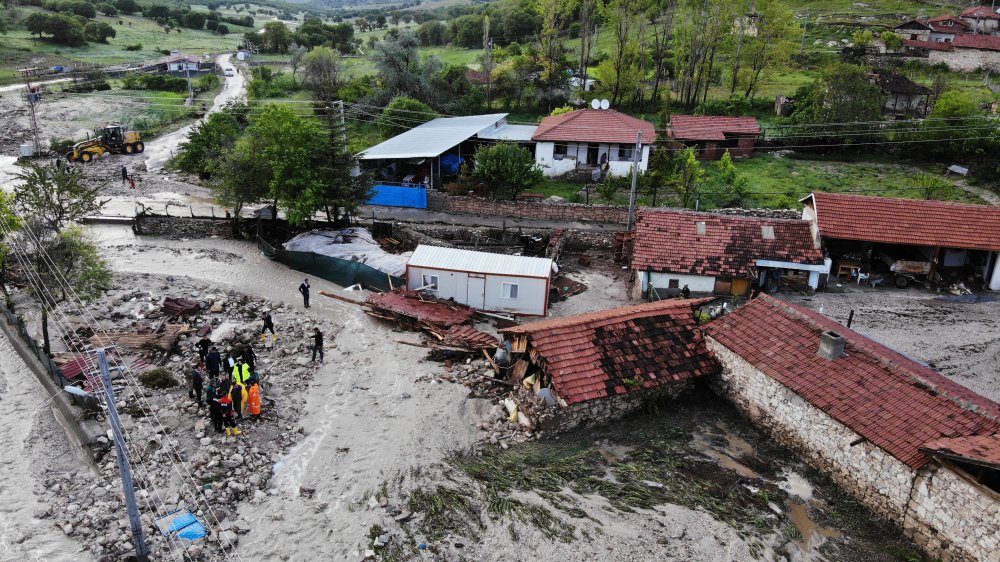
[66, 123, 144, 162]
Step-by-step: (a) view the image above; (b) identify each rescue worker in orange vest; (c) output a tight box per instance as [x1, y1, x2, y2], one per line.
[247, 381, 261, 417]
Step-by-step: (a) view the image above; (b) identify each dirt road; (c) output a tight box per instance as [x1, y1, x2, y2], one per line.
[142, 54, 247, 172]
[0, 337, 93, 562]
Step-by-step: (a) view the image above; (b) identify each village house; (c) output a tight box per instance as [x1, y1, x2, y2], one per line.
[895, 19, 932, 42]
[405, 245, 553, 316]
[960, 5, 1000, 34]
[928, 15, 969, 42]
[800, 192, 1000, 290]
[631, 210, 827, 298]
[357, 113, 538, 191]
[667, 115, 761, 160]
[868, 71, 932, 116]
[531, 108, 655, 178]
[497, 299, 719, 431]
[900, 7, 1000, 70]
[705, 294, 1000, 562]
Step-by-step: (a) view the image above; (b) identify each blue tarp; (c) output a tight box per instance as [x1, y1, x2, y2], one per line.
[154, 509, 208, 541]
[368, 184, 428, 209]
[440, 153, 464, 174]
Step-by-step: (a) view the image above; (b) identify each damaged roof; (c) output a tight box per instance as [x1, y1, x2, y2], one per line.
[802, 192, 1000, 252]
[704, 295, 1000, 469]
[669, 115, 761, 141]
[869, 71, 932, 95]
[501, 299, 720, 405]
[631, 210, 824, 277]
[365, 290, 474, 327]
[921, 434, 1000, 470]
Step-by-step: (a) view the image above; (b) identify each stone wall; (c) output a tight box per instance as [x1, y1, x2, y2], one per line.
[135, 216, 233, 239]
[428, 191, 629, 224]
[929, 48, 1000, 72]
[707, 337, 999, 562]
[542, 381, 695, 433]
[905, 465, 1000, 562]
[706, 339, 914, 518]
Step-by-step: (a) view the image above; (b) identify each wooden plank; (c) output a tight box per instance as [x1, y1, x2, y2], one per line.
[509, 359, 528, 385]
[482, 349, 499, 372]
[319, 290, 365, 306]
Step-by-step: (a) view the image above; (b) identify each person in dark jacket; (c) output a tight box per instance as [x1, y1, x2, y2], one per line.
[230, 380, 245, 421]
[242, 343, 257, 373]
[121, 165, 128, 184]
[260, 312, 276, 342]
[311, 327, 324, 363]
[205, 346, 222, 377]
[190, 363, 204, 406]
[197, 336, 212, 362]
[298, 278, 310, 308]
[208, 389, 224, 433]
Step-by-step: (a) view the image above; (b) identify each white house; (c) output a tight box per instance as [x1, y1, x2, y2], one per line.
[166, 55, 201, 72]
[405, 245, 554, 316]
[531, 108, 655, 178]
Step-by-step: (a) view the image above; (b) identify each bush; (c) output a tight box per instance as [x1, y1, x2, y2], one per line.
[121, 74, 188, 93]
[196, 73, 220, 91]
[138, 367, 177, 389]
[98, 3, 117, 16]
[50, 137, 75, 154]
[123, 42, 142, 51]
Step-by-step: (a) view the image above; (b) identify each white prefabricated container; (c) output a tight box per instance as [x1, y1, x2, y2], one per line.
[19, 144, 34, 157]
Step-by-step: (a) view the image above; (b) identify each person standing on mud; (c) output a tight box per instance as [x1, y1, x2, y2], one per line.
[208, 388, 223, 433]
[260, 311, 276, 341]
[242, 343, 257, 373]
[197, 336, 212, 363]
[190, 362, 204, 406]
[298, 278, 311, 308]
[129, 175, 137, 190]
[311, 327, 324, 363]
[206, 346, 222, 378]
[121, 165, 128, 184]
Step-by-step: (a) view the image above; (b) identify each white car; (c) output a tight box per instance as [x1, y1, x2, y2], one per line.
[224, 68, 235, 77]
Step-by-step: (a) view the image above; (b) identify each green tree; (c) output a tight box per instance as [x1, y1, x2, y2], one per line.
[13, 163, 107, 234]
[261, 21, 291, 52]
[732, 0, 798, 99]
[239, 104, 335, 224]
[114, 0, 139, 14]
[673, 147, 703, 208]
[0, 191, 20, 301]
[882, 31, 904, 53]
[416, 20, 447, 46]
[550, 105, 574, 116]
[84, 21, 116, 43]
[174, 102, 249, 176]
[472, 141, 544, 200]
[181, 11, 206, 30]
[289, 43, 309, 79]
[598, 0, 644, 108]
[716, 150, 737, 185]
[378, 96, 436, 136]
[450, 14, 483, 48]
[789, 63, 885, 144]
[25, 12, 49, 40]
[301, 45, 342, 101]
[673, 0, 731, 107]
[97, 3, 117, 16]
[644, 146, 675, 207]
[914, 173, 951, 201]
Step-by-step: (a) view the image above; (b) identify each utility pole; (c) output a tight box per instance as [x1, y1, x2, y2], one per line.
[626, 131, 642, 231]
[184, 61, 193, 105]
[95, 349, 150, 562]
[334, 100, 347, 160]
[18, 67, 42, 155]
[483, 16, 492, 111]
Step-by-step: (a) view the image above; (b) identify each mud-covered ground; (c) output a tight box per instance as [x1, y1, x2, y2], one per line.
[780, 286, 1000, 403]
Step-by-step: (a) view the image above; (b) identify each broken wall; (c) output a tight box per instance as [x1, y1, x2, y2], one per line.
[539, 382, 695, 433]
[706, 337, 995, 562]
[135, 216, 233, 239]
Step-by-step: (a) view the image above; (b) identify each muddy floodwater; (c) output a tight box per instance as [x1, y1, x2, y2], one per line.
[397, 390, 925, 562]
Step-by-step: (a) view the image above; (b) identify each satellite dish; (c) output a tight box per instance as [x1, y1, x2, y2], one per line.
[600, 99, 610, 110]
[590, 99, 600, 109]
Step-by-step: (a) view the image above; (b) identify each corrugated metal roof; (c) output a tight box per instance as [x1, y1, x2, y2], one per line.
[358, 114, 508, 160]
[476, 124, 538, 142]
[408, 245, 553, 278]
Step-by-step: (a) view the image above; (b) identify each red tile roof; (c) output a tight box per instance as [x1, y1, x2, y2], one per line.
[929, 14, 969, 28]
[903, 39, 955, 51]
[366, 290, 474, 327]
[922, 434, 1000, 469]
[669, 115, 761, 141]
[631, 210, 823, 277]
[804, 192, 1000, 252]
[961, 6, 1000, 19]
[531, 109, 655, 144]
[501, 299, 719, 405]
[705, 295, 1000, 469]
[953, 33, 1000, 50]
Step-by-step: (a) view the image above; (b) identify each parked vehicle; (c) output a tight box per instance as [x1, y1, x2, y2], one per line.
[224, 67, 235, 77]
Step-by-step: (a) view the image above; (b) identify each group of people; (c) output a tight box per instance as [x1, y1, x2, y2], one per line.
[190, 335, 264, 437]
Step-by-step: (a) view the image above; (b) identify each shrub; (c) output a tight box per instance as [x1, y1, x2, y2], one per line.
[123, 42, 142, 51]
[196, 73, 220, 91]
[138, 367, 177, 389]
[50, 137, 75, 154]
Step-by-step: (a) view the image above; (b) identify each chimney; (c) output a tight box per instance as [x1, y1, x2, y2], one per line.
[818, 330, 845, 361]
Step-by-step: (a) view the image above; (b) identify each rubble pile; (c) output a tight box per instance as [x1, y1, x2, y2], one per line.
[40, 273, 337, 561]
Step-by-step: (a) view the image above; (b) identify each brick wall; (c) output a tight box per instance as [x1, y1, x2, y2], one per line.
[428, 192, 629, 224]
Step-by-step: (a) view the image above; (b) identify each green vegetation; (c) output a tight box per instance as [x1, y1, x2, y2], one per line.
[138, 367, 179, 389]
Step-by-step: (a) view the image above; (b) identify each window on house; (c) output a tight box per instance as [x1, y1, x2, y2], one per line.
[501, 282, 519, 299]
[696, 221, 707, 236]
[617, 144, 633, 161]
[761, 225, 775, 240]
[668, 279, 680, 289]
[421, 274, 439, 291]
[910, 33, 918, 40]
[553, 143, 568, 160]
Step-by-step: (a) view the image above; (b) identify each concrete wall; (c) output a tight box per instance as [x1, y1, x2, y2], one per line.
[640, 271, 716, 294]
[929, 47, 1000, 71]
[427, 191, 630, 224]
[708, 337, 1000, 562]
[406, 265, 548, 316]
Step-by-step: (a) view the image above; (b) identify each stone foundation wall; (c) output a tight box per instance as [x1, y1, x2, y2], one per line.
[905, 465, 1000, 562]
[707, 337, 998, 562]
[135, 216, 233, 239]
[543, 381, 695, 433]
[706, 339, 914, 518]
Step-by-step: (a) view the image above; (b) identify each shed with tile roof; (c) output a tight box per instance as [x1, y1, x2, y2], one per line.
[632, 209, 826, 298]
[801, 192, 1000, 290]
[495, 299, 718, 430]
[668, 115, 761, 160]
[704, 294, 1000, 562]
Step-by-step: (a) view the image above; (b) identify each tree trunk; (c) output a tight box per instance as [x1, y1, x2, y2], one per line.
[41, 307, 51, 357]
